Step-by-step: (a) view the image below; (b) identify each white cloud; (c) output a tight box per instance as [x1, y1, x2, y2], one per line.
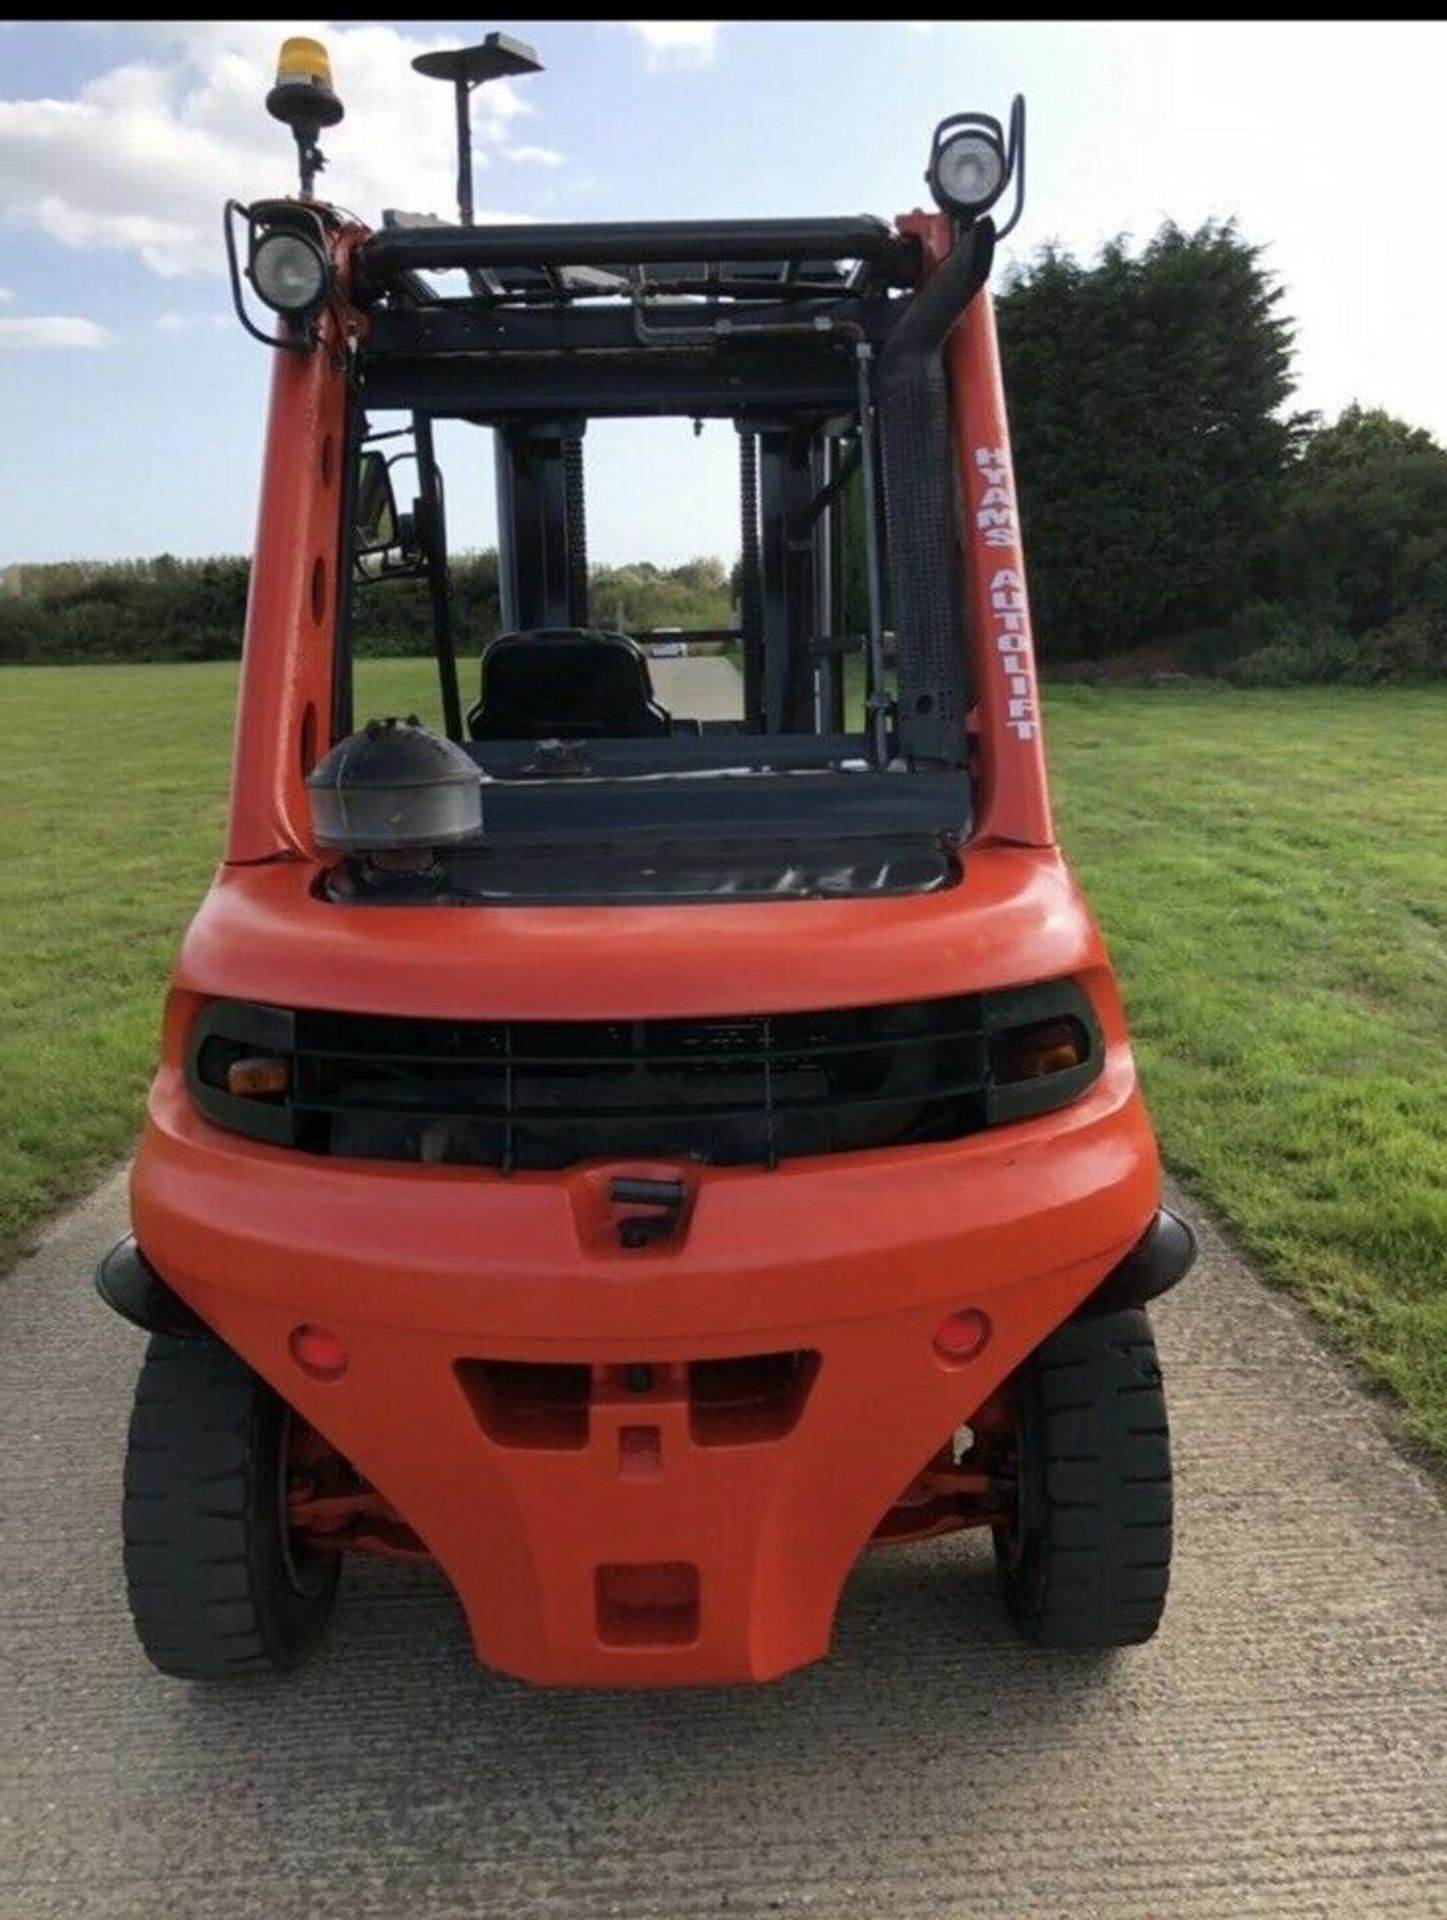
[0, 22, 547, 278]
[0, 284, 12, 299]
[0, 313, 111, 348]
[626, 22, 719, 68]
[506, 143, 563, 168]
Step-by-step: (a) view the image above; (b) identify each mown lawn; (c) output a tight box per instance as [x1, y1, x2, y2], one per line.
[3, 665, 1444, 1452]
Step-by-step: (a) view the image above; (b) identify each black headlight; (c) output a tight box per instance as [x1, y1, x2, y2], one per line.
[244, 201, 332, 320]
[929, 126, 1007, 218]
[250, 228, 329, 315]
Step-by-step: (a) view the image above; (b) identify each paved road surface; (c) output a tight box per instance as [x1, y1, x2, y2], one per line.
[651, 652, 743, 719]
[5, 657, 1445, 1917]
[6, 1174, 1445, 1919]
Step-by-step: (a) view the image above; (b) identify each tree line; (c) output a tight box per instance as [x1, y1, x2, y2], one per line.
[3, 219, 1444, 683]
[995, 220, 1447, 683]
[0, 553, 732, 667]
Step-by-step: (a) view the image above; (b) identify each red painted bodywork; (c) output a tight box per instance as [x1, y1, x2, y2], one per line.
[129, 209, 1162, 1686]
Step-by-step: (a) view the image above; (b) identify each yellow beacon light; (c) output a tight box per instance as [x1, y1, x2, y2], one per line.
[265, 37, 344, 195]
[275, 36, 335, 91]
[268, 37, 343, 125]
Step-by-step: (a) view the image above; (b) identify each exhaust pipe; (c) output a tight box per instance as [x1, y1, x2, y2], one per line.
[877, 221, 994, 764]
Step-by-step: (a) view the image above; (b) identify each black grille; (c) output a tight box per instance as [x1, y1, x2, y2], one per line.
[187, 983, 1103, 1171]
[293, 1000, 990, 1170]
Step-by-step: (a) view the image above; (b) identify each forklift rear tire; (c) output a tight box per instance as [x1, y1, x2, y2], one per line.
[994, 1306, 1172, 1647]
[123, 1333, 340, 1679]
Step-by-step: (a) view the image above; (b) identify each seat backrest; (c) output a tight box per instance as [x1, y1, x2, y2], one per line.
[468, 628, 672, 740]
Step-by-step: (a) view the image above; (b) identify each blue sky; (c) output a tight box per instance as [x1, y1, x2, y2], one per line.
[2, 19, 1445, 568]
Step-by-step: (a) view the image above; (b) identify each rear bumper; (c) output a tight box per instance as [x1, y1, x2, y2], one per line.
[1077, 1206, 1196, 1315]
[132, 1051, 1160, 1686]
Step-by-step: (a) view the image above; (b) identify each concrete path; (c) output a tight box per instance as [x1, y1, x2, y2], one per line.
[649, 652, 743, 721]
[4, 1171, 1445, 1920]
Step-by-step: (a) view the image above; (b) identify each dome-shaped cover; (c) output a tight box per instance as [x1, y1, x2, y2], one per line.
[306, 716, 483, 851]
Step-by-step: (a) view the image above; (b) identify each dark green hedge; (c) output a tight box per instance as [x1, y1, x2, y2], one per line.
[0, 552, 732, 666]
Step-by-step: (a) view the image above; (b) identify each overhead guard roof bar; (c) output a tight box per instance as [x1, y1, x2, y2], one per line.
[362, 296, 903, 359]
[358, 347, 862, 418]
[352, 217, 922, 303]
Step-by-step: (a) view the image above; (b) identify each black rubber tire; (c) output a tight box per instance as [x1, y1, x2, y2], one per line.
[994, 1307, 1173, 1647]
[123, 1333, 340, 1679]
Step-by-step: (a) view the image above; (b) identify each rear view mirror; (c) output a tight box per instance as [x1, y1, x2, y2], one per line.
[355, 449, 399, 552]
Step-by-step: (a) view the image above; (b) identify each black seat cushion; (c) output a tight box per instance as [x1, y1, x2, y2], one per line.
[468, 629, 672, 740]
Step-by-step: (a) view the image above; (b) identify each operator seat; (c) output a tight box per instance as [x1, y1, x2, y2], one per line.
[467, 628, 673, 740]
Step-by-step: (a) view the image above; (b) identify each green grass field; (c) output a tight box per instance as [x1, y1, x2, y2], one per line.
[4, 664, 1445, 1453]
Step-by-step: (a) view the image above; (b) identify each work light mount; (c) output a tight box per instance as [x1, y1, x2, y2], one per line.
[927, 96, 1026, 241]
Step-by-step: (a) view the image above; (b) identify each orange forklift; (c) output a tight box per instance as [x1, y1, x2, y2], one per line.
[97, 34, 1194, 1685]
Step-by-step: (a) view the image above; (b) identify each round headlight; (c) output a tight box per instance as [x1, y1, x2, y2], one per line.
[250, 229, 328, 314]
[931, 130, 1007, 215]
